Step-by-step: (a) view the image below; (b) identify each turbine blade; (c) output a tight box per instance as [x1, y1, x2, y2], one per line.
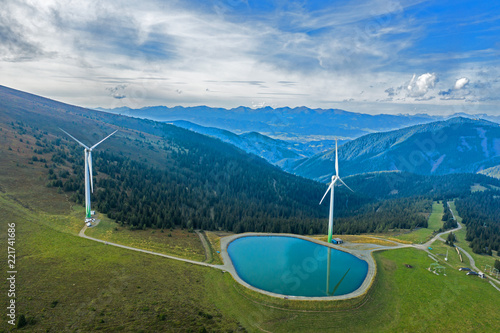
[337, 177, 354, 192]
[330, 267, 351, 296]
[90, 130, 118, 150]
[335, 138, 339, 177]
[88, 151, 93, 193]
[59, 128, 89, 149]
[319, 183, 333, 205]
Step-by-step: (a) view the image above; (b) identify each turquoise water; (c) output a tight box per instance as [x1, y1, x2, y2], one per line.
[227, 236, 368, 297]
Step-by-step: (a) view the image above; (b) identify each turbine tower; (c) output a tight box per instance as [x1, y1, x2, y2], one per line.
[319, 138, 353, 243]
[60, 128, 117, 220]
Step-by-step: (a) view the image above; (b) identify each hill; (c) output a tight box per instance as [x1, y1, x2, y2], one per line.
[170, 120, 304, 166]
[288, 117, 500, 182]
[2, 85, 500, 332]
[345, 171, 500, 200]
[479, 165, 500, 179]
[0, 85, 330, 234]
[3, 85, 500, 238]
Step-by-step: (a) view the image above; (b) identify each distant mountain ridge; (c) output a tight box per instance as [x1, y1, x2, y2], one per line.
[288, 117, 500, 181]
[96, 105, 443, 141]
[3, 84, 500, 241]
[97, 104, 500, 168]
[97, 105, 500, 142]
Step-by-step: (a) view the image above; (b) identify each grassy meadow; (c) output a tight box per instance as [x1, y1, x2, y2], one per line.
[0, 193, 242, 332]
[85, 215, 205, 262]
[394, 201, 444, 244]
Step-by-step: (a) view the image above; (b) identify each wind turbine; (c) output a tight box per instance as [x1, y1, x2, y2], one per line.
[319, 138, 353, 243]
[60, 128, 117, 221]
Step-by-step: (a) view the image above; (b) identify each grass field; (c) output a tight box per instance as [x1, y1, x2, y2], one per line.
[394, 202, 444, 244]
[0, 193, 242, 332]
[312, 234, 401, 246]
[85, 215, 205, 261]
[206, 247, 499, 332]
[203, 231, 225, 265]
[427, 241, 471, 269]
[471, 183, 489, 192]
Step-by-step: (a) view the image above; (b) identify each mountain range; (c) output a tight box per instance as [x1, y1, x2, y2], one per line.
[97, 104, 500, 173]
[97, 105, 500, 141]
[4, 84, 499, 188]
[169, 120, 348, 168]
[96, 105, 443, 142]
[3, 84, 500, 252]
[0, 84, 329, 233]
[289, 117, 500, 182]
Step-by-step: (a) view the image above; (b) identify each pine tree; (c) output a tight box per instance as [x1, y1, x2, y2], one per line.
[17, 314, 27, 328]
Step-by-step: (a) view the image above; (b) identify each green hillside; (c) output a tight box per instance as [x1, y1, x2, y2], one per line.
[290, 117, 500, 182]
[0, 85, 332, 234]
[479, 165, 500, 179]
[1, 85, 500, 332]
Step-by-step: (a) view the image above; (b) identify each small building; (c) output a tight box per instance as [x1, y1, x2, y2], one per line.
[332, 238, 343, 244]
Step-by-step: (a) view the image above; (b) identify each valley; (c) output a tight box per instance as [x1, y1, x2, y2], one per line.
[3, 1, 500, 331]
[1, 85, 499, 332]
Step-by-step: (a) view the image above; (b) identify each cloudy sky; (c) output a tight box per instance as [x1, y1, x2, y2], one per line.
[1, 0, 499, 114]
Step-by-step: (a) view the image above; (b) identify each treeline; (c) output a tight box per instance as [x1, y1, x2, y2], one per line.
[455, 191, 500, 254]
[439, 201, 458, 232]
[11, 119, 442, 236]
[54, 149, 331, 234]
[330, 197, 432, 234]
[42, 128, 431, 235]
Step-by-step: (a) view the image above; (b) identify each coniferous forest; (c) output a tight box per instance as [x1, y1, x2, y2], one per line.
[40, 120, 436, 235]
[455, 191, 500, 254]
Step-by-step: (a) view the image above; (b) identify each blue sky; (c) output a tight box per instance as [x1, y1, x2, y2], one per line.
[1, 0, 499, 114]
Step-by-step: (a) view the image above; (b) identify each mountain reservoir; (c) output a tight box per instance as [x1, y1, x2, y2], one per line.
[226, 235, 369, 298]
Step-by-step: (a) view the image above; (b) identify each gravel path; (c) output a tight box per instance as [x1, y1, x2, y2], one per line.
[79, 225, 221, 270]
[195, 230, 213, 263]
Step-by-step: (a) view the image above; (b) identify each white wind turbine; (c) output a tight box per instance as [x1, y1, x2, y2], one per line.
[60, 128, 117, 221]
[319, 138, 353, 243]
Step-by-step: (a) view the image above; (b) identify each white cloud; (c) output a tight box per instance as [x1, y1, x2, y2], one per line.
[0, 1, 499, 115]
[406, 73, 437, 97]
[454, 77, 469, 90]
[106, 84, 127, 99]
